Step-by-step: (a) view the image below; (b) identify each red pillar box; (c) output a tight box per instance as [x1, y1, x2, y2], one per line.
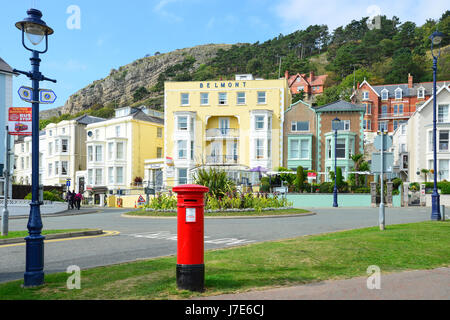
[173, 184, 209, 292]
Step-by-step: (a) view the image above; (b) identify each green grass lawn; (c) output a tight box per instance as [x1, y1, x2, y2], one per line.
[0, 221, 448, 300]
[125, 208, 310, 217]
[0, 229, 90, 240]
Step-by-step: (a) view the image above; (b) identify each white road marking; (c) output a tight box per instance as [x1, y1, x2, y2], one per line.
[123, 231, 255, 246]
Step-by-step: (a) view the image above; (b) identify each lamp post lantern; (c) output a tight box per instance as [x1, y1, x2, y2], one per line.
[13, 8, 56, 287]
[429, 30, 445, 221]
[332, 117, 341, 208]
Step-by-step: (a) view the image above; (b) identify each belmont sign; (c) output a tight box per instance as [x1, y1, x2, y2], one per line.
[199, 81, 247, 89]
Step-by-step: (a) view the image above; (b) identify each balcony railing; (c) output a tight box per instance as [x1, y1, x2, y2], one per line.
[378, 112, 414, 120]
[206, 128, 239, 139]
[206, 154, 239, 165]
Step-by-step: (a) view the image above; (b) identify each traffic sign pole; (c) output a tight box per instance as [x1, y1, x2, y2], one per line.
[379, 130, 385, 231]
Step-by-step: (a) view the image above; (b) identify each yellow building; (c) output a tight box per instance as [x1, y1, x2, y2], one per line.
[84, 107, 164, 205]
[164, 75, 291, 187]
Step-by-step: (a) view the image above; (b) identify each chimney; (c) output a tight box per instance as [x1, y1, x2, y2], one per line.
[309, 70, 314, 81]
[408, 73, 413, 88]
[285, 70, 289, 79]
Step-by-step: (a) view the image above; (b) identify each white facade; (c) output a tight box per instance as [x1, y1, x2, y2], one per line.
[391, 123, 409, 180]
[13, 133, 47, 186]
[406, 86, 450, 182]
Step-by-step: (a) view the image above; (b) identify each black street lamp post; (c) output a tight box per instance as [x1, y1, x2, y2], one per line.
[13, 8, 55, 287]
[429, 30, 445, 221]
[332, 117, 341, 208]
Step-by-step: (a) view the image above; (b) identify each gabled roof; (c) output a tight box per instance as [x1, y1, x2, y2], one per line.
[315, 100, 365, 113]
[369, 81, 448, 99]
[358, 80, 380, 97]
[74, 114, 107, 125]
[285, 99, 313, 113]
[416, 86, 450, 113]
[0, 57, 14, 75]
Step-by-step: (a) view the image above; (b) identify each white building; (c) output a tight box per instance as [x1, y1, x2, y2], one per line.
[13, 132, 46, 186]
[404, 85, 450, 182]
[391, 122, 409, 181]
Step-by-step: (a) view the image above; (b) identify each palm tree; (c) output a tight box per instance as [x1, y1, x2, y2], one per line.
[421, 169, 430, 183]
[351, 154, 365, 187]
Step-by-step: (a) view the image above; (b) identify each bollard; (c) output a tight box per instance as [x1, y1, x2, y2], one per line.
[441, 205, 445, 221]
[173, 184, 209, 292]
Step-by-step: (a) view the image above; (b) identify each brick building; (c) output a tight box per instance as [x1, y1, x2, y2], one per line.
[285, 70, 328, 102]
[351, 74, 450, 140]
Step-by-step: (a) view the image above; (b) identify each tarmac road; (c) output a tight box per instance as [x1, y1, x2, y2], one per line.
[0, 206, 431, 284]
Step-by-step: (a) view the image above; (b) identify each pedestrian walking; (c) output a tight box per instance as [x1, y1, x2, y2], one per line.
[75, 192, 83, 210]
[66, 191, 73, 210]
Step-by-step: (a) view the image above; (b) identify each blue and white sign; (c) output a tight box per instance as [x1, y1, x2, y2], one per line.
[39, 89, 57, 104]
[66, 179, 71, 187]
[18, 86, 33, 103]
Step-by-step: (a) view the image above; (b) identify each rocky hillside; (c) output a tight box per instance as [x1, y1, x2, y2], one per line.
[50, 43, 233, 117]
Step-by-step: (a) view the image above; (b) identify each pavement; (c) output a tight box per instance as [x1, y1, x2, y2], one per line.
[196, 267, 450, 300]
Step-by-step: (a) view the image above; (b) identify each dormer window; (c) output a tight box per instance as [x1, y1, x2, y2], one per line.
[395, 88, 402, 100]
[381, 89, 389, 101]
[417, 88, 425, 99]
[362, 91, 369, 100]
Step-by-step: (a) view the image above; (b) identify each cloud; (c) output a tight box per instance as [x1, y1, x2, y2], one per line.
[274, 0, 448, 33]
[153, 0, 183, 22]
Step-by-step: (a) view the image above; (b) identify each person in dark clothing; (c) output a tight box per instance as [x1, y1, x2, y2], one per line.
[74, 192, 83, 210]
[71, 190, 76, 209]
[66, 191, 73, 210]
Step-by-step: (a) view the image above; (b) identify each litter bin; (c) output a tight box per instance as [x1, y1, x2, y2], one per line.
[173, 184, 209, 292]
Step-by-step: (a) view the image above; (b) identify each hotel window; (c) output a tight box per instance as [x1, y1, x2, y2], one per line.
[108, 167, 114, 184]
[55, 161, 59, 175]
[336, 139, 346, 159]
[290, 139, 300, 159]
[381, 90, 388, 101]
[439, 131, 449, 152]
[418, 88, 425, 99]
[157, 147, 163, 159]
[95, 145, 103, 162]
[178, 168, 188, 185]
[300, 139, 309, 159]
[108, 142, 114, 160]
[115, 126, 121, 137]
[256, 139, 265, 159]
[49, 130, 53, 137]
[181, 93, 189, 106]
[237, 92, 246, 105]
[438, 105, 449, 123]
[48, 142, 53, 156]
[116, 167, 124, 184]
[365, 104, 372, 115]
[381, 105, 388, 115]
[95, 169, 103, 185]
[61, 161, 68, 176]
[116, 142, 124, 160]
[88, 146, 93, 162]
[21, 144, 24, 153]
[364, 120, 372, 131]
[177, 116, 188, 131]
[342, 120, 351, 131]
[218, 92, 227, 105]
[157, 127, 163, 138]
[440, 160, 449, 181]
[395, 89, 402, 100]
[88, 169, 93, 185]
[362, 91, 369, 100]
[398, 104, 404, 114]
[177, 140, 187, 159]
[291, 121, 309, 132]
[394, 105, 398, 114]
[255, 116, 265, 130]
[200, 93, 209, 105]
[257, 91, 266, 104]
[48, 163, 52, 177]
[378, 121, 388, 132]
[61, 139, 68, 153]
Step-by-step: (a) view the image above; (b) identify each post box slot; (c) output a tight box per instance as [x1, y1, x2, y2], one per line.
[184, 199, 197, 203]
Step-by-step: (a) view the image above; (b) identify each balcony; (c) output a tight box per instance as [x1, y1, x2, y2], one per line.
[206, 154, 239, 165]
[206, 128, 239, 140]
[378, 112, 414, 120]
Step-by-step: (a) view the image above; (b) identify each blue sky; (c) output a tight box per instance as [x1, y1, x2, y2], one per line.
[0, 0, 448, 112]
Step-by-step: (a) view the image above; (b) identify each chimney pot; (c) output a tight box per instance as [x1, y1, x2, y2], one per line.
[408, 73, 413, 88]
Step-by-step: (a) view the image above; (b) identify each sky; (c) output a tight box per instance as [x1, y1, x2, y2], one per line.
[0, 0, 448, 112]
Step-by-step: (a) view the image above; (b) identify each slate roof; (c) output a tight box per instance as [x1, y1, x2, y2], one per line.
[372, 81, 449, 99]
[0, 57, 14, 74]
[131, 110, 164, 125]
[315, 100, 365, 112]
[74, 114, 107, 125]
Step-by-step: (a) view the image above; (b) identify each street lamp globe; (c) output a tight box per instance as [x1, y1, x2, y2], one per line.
[15, 8, 54, 46]
[332, 117, 341, 131]
[430, 30, 445, 46]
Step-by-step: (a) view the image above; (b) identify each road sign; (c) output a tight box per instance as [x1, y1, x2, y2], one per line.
[374, 134, 393, 151]
[371, 152, 394, 173]
[137, 195, 146, 204]
[66, 179, 71, 187]
[39, 89, 57, 104]
[18, 86, 33, 103]
[8, 107, 32, 136]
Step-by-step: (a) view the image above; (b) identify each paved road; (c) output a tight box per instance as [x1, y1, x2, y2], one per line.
[0, 206, 431, 284]
[196, 267, 450, 300]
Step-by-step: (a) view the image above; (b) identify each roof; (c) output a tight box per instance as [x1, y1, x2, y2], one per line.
[0, 57, 14, 74]
[416, 86, 450, 113]
[74, 114, 107, 125]
[287, 72, 328, 88]
[315, 100, 365, 113]
[361, 80, 449, 99]
[131, 110, 164, 125]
